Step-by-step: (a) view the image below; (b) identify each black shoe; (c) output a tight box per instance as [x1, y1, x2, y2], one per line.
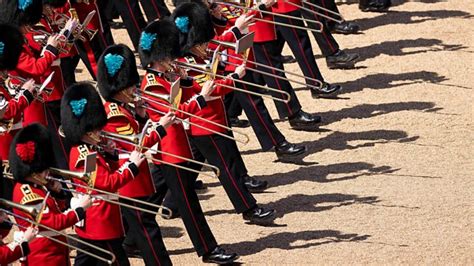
[278, 55, 297, 64]
[275, 140, 306, 159]
[311, 82, 342, 99]
[229, 117, 250, 128]
[359, 0, 390, 12]
[326, 50, 360, 69]
[243, 206, 276, 225]
[202, 246, 239, 264]
[289, 110, 322, 131]
[330, 21, 360, 34]
[122, 244, 142, 258]
[244, 175, 268, 193]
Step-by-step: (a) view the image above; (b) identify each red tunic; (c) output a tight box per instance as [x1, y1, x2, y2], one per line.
[69, 144, 136, 240]
[177, 56, 235, 136]
[0, 86, 33, 160]
[8, 37, 60, 126]
[102, 102, 165, 198]
[140, 70, 206, 164]
[12, 183, 82, 266]
[0, 243, 26, 266]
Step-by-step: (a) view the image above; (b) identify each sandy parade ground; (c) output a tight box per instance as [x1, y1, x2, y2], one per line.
[7, 0, 473, 265]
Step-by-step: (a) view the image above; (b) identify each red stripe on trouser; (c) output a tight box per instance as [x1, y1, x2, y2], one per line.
[243, 85, 278, 146]
[209, 136, 250, 209]
[260, 44, 293, 114]
[175, 167, 209, 253]
[126, 0, 142, 33]
[287, 18, 318, 80]
[106, 242, 121, 266]
[134, 206, 161, 265]
[310, 6, 336, 52]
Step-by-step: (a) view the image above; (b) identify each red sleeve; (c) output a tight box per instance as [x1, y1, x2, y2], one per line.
[36, 208, 81, 231]
[212, 76, 236, 96]
[103, 116, 136, 152]
[15, 46, 58, 77]
[1, 90, 33, 120]
[72, 157, 136, 193]
[0, 244, 24, 264]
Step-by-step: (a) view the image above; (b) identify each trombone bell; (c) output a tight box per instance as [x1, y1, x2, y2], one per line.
[48, 167, 92, 185]
[0, 198, 43, 220]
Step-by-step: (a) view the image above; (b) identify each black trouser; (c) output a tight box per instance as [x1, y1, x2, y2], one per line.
[161, 163, 218, 256]
[113, 0, 170, 50]
[74, 238, 129, 266]
[224, 91, 243, 119]
[226, 71, 286, 151]
[46, 100, 70, 169]
[302, 0, 340, 57]
[252, 41, 302, 119]
[120, 198, 171, 266]
[190, 134, 257, 213]
[274, 9, 324, 86]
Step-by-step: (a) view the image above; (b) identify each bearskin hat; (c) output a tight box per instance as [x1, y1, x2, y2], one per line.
[97, 44, 139, 101]
[138, 18, 181, 68]
[60, 82, 107, 145]
[8, 123, 55, 182]
[0, 0, 21, 25]
[171, 2, 215, 53]
[17, 0, 43, 26]
[0, 23, 24, 70]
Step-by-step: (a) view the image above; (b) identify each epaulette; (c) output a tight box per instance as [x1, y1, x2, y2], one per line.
[106, 103, 126, 119]
[143, 73, 165, 92]
[19, 184, 44, 205]
[74, 144, 91, 168]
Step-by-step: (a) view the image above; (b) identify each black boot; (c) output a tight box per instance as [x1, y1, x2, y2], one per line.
[278, 55, 297, 64]
[311, 82, 342, 99]
[289, 110, 322, 131]
[275, 140, 306, 160]
[326, 49, 360, 69]
[202, 246, 239, 264]
[244, 175, 268, 193]
[243, 206, 276, 225]
[330, 21, 360, 34]
[229, 117, 250, 128]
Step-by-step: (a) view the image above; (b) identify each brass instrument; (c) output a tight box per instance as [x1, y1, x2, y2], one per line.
[52, 9, 98, 42]
[300, 1, 344, 24]
[174, 61, 292, 102]
[30, 28, 72, 55]
[5, 72, 56, 103]
[210, 32, 255, 54]
[100, 130, 222, 176]
[209, 48, 323, 89]
[217, 2, 324, 33]
[0, 204, 115, 265]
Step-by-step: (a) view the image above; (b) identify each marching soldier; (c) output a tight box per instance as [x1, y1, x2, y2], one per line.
[97, 43, 175, 265]
[139, 18, 239, 264]
[61, 82, 146, 265]
[170, 2, 277, 225]
[9, 123, 92, 265]
[0, 23, 36, 201]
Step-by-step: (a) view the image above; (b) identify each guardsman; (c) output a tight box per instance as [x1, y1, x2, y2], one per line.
[0, 23, 36, 201]
[97, 44, 175, 265]
[61, 82, 146, 266]
[9, 123, 91, 266]
[0, 211, 37, 266]
[171, 1, 277, 225]
[139, 18, 239, 264]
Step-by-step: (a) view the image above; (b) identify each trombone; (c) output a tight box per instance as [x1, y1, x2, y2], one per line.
[100, 130, 222, 177]
[134, 93, 250, 145]
[50, 9, 98, 41]
[1, 160, 173, 219]
[173, 60, 292, 103]
[208, 48, 323, 89]
[30, 28, 72, 55]
[0, 203, 115, 265]
[217, 2, 323, 33]
[5, 72, 56, 103]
